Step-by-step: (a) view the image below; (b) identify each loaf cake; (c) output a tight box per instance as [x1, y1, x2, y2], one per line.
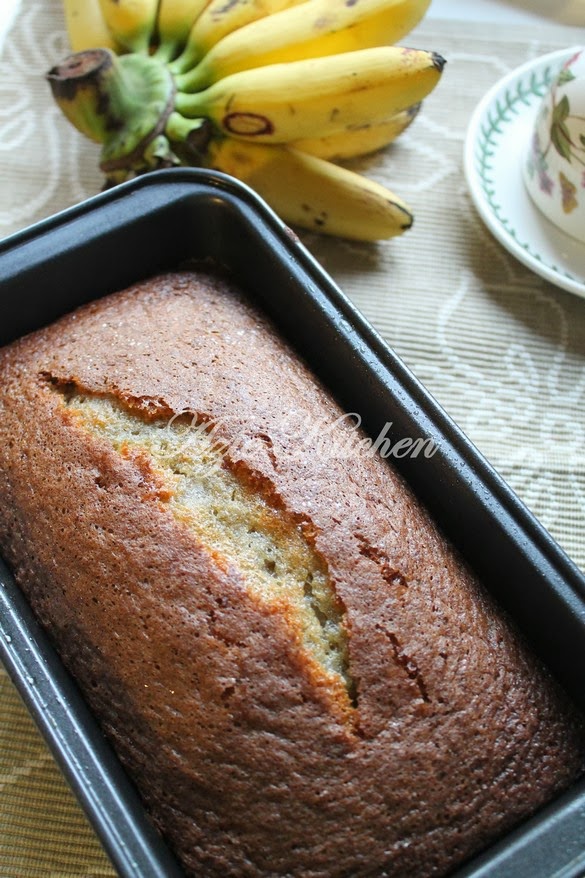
[0, 269, 583, 877]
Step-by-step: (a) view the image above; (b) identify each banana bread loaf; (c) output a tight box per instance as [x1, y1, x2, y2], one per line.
[0, 269, 583, 877]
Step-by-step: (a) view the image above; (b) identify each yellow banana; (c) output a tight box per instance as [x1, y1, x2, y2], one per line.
[97, 0, 159, 52]
[63, 0, 118, 51]
[170, 0, 309, 74]
[155, 0, 212, 60]
[178, 0, 431, 91]
[53, 0, 444, 241]
[293, 104, 421, 160]
[205, 138, 413, 239]
[175, 47, 445, 144]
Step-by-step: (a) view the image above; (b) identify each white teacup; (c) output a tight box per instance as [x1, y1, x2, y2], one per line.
[524, 47, 585, 244]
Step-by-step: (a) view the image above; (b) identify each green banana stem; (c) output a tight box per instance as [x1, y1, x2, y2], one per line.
[168, 37, 203, 76]
[153, 41, 177, 63]
[46, 49, 177, 179]
[164, 112, 214, 161]
[174, 62, 210, 93]
[166, 112, 212, 144]
[46, 50, 115, 143]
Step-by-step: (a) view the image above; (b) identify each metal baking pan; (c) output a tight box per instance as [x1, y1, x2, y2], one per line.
[0, 168, 583, 878]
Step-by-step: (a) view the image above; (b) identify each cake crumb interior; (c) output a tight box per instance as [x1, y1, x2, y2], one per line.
[60, 390, 355, 703]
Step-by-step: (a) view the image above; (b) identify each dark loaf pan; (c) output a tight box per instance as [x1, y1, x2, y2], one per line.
[0, 169, 584, 878]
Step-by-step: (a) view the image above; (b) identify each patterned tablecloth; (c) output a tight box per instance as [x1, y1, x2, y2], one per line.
[0, 3, 584, 875]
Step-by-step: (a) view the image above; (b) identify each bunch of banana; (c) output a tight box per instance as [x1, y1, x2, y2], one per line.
[49, 0, 445, 240]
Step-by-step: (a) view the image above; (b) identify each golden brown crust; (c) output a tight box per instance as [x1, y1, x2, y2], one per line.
[0, 269, 583, 877]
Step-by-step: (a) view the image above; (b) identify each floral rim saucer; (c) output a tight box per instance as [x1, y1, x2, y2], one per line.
[463, 48, 585, 300]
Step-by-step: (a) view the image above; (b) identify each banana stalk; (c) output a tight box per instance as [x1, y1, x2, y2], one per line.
[47, 50, 176, 170]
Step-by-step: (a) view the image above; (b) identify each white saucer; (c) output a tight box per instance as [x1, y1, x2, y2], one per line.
[463, 48, 585, 300]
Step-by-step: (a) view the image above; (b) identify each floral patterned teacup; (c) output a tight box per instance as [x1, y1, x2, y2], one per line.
[524, 47, 585, 244]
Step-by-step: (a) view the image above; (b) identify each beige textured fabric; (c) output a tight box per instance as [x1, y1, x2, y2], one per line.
[0, 2, 583, 874]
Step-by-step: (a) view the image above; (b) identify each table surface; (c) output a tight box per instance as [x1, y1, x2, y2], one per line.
[430, 0, 584, 25]
[0, 2, 584, 877]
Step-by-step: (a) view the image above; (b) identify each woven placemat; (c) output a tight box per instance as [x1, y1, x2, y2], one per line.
[0, 4, 584, 875]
